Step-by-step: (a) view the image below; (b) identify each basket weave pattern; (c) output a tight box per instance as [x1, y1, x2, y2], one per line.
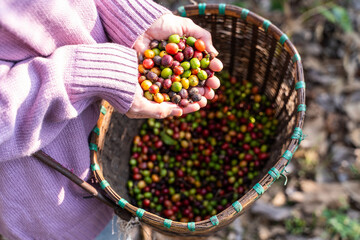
[89, 4, 305, 236]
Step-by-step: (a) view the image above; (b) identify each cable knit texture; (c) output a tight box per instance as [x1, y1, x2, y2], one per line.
[0, 0, 170, 239]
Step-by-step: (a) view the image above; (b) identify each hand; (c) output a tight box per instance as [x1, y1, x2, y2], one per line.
[129, 14, 223, 119]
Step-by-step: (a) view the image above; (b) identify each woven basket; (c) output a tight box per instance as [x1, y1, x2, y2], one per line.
[88, 3, 306, 235]
[35, 3, 306, 236]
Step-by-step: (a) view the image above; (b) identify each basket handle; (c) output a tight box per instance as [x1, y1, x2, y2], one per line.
[32, 150, 131, 219]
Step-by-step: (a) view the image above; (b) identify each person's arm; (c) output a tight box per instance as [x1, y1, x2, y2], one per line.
[95, 0, 171, 48]
[0, 43, 140, 162]
[95, 0, 223, 118]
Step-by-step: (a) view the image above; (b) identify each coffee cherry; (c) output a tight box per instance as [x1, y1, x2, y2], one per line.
[178, 40, 186, 50]
[150, 40, 159, 49]
[158, 40, 167, 50]
[181, 70, 191, 78]
[159, 50, 167, 57]
[197, 70, 208, 81]
[193, 51, 203, 60]
[144, 49, 155, 59]
[188, 75, 199, 87]
[154, 93, 164, 103]
[168, 34, 180, 43]
[161, 55, 173, 68]
[162, 93, 170, 102]
[188, 88, 199, 96]
[191, 93, 202, 102]
[153, 55, 162, 66]
[166, 43, 179, 55]
[161, 68, 172, 79]
[181, 78, 190, 89]
[138, 75, 146, 84]
[173, 66, 184, 76]
[200, 58, 210, 69]
[190, 58, 201, 69]
[151, 67, 161, 76]
[163, 79, 172, 89]
[143, 59, 154, 69]
[149, 84, 159, 94]
[179, 89, 189, 99]
[141, 80, 152, 91]
[186, 36, 196, 46]
[181, 61, 191, 70]
[171, 82, 182, 92]
[183, 46, 194, 60]
[171, 94, 181, 104]
[146, 71, 158, 82]
[144, 91, 153, 101]
[174, 52, 184, 62]
[171, 75, 181, 83]
[194, 39, 206, 52]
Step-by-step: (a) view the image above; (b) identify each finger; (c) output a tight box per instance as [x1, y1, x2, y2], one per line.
[204, 86, 215, 100]
[206, 75, 221, 89]
[133, 35, 151, 55]
[182, 19, 218, 55]
[195, 87, 205, 95]
[198, 96, 207, 108]
[182, 102, 201, 114]
[139, 100, 183, 119]
[153, 102, 183, 119]
[209, 58, 223, 72]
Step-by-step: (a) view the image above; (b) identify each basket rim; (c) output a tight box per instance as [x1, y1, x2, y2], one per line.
[89, 3, 306, 235]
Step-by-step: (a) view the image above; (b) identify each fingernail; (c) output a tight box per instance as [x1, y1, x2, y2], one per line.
[213, 48, 219, 56]
[171, 108, 183, 117]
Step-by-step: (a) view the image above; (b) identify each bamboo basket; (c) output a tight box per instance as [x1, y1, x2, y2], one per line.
[35, 3, 306, 237]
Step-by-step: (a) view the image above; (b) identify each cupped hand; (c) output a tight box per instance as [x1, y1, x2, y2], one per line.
[128, 14, 223, 119]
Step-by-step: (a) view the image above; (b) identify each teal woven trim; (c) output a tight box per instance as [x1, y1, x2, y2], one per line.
[282, 150, 293, 161]
[219, 4, 226, 15]
[178, 6, 186, 17]
[164, 219, 172, 229]
[241, 8, 250, 20]
[268, 167, 280, 180]
[198, 3, 206, 15]
[292, 53, 301, 63]
[118, 198, 128, 208]
[188, 222, 196, 232]
[253, 183, 265, 195]
[297, 104, 306, 112]
[291, 127, 303, 141]
[136, 208, 145, 219]
[89, 143, 98, 152]
[100, 180, 110, 189]
[93, 126, 100, 136]
[263, 19, 271, 32]
[100, 105, 107, 115]
[295, 81, 305, 90]
[91, 163, 100, 171]
[279, 34, 289, 45]
[210, 215, 219, 226]
[232, 201, 243, 213]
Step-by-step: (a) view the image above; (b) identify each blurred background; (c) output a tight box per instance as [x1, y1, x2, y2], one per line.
[151, 0, 360, 239]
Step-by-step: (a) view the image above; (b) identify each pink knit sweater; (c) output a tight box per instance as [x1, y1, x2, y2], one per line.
[0, 0, 169, 239]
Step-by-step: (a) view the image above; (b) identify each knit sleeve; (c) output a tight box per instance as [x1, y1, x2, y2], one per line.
[0, 43, 138, 162]
[95, 0, 171, 47]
